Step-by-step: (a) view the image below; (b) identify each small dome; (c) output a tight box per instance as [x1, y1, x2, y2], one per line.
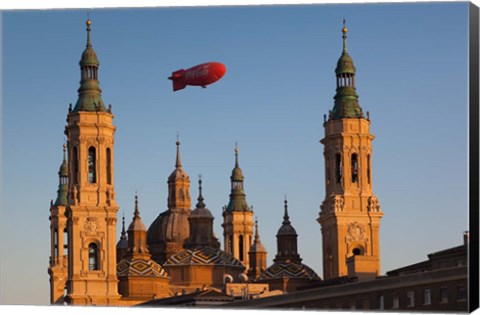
[59, 161, 68, 177]
[231, 166, 244, 180]
[335, 53, 356, 74]
[190, 207, 213, 218]
[250, 241, 267, 253]
[169, 167, 189, 180]
[80, 47, 100, 66]
[277, 223, 297, 236]
[116, 237, 128, 250]
[128, 218, 146, 232]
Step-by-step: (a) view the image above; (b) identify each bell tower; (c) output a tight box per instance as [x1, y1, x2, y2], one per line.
[318, 21, 383, 281]
[64, 19, 120, 305]
[48, 144, 69, 304]
[222, 145, 254, 270]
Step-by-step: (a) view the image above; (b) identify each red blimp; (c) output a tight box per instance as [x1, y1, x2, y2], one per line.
[168, 62, 226, 91]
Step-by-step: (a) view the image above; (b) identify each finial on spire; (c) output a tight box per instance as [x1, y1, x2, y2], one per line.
[283, 196, 290, 224]
[175, 136, 182, 168]
[120, 212, 127, 239]
[134, 193, 140, 218]
[342, 18, 348, 53]
[62, 142, 67, 161]
[254, 218, 260, 239]
[86, 16, 92, 48]
[234, 142, 239, 167]
[196, 175, 206, 208]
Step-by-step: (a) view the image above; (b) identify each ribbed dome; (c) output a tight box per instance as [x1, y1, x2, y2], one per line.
[59, 161, 68, 177]
[231, 166, 244, 180]
[147, 209, 190, 246]
[277, 223, 297, 236]
[80, 47, 100, 66]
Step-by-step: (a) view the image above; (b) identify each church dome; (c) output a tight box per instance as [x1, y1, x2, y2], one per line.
[147, 210, 190, 246]
[259, 262, 320, 281]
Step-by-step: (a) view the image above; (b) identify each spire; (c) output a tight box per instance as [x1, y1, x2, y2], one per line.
[128, 193, 146, 232]
[226, 144, 250, 212]
[235, 142, 239, 168]
[331, 20, 363, 120]
[275, 197, 301, 264]
[255, 218, 260, 239]
[54, 144, 68, 206]
[134, 193, 140, 219]
[283, 197, 290, 225]
[342, 18, 348, 53]
[196, 175, 206, 208]
[86, 18, 92, 48]
[175, 136, 182, 169]
[120, 213, 127, 241]
[74, 18, 106, 112]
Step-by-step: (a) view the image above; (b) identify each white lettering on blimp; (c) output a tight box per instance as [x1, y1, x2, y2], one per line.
[185, 65, 211, 80]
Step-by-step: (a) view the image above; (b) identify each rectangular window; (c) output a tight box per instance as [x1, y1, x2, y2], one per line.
[457, 286, 466, 301]
[407, 291, 415, 307]
[392, 296, 399, 309]
[423, 289, 431, 305]
[440, 287, 449, 303]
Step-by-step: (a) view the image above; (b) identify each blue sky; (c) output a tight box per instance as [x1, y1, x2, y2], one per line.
[1, 1, 470, 305]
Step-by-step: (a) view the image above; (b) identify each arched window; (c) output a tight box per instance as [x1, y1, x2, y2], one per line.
[88, 243, 99, 270]
[88, 147, 96, 183]
[106, 148, 112, 185]
[353, 247, 363, 256]
[232, 180, 243, 190]
[239, 235, 244, 261]
[351, 154, 359, 183]
[54, 228, 58, 258]
[72, 147, 78, 185]
[63, 228, 68, 256]
[335, 154, 342, 184]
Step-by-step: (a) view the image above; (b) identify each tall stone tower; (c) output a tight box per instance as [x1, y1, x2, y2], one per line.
[147, 140, 192, 264]
[64, 19, 121, 305]
[318, 22, 383, 281]
[48, 144, 69, 304]
[222, 145, 254, 270]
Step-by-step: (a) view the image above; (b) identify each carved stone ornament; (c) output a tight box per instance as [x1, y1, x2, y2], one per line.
[347, 222, 365, 242]
[84, 218, 101, 235]
[368, 196, 381, 212]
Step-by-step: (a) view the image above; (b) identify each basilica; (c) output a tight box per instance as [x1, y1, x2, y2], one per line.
[48, 19, 383, 306]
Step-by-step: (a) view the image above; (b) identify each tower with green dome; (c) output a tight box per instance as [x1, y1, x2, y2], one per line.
[331, 20, 364, 120]
[62, 18, 121, 305]
[48, 143, 69, 304]
[318, 21, 383, 281]
[222, 144, 255, 270]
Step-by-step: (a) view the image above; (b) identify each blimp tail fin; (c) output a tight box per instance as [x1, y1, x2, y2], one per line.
[168, 69, 187, 91]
